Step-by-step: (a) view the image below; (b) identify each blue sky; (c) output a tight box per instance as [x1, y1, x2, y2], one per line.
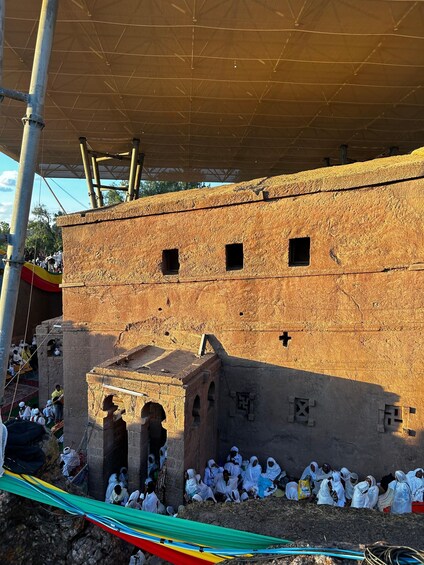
[0, 152, 94, 224]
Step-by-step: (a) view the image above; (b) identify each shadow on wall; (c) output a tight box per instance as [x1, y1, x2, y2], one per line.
[61, 324, 127, 450]
[88, 393, 186, 508]
[208, 336, 423, 481]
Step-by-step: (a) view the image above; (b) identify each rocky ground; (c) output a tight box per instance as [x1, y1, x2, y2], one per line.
[180, 497, 424, 551]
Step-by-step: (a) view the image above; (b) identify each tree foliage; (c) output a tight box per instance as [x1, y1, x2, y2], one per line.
[25, 205, 62, 258]
[103, 181, 207, 206]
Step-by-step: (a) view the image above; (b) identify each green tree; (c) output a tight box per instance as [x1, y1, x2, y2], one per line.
[139, 181, 206, 197]
[103, 189, 125, 205]
[25, 205, 62, 258]
[103, 181, 207, 205]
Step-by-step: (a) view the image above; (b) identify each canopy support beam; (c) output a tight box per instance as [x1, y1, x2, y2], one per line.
[0, 0, 59, 405]
[126, 138, 140, 201]
[79, 137, 98, 209]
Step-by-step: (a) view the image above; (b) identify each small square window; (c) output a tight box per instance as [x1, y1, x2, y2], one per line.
[289, 237, 310, 267]
[226, 243, 243, 271]
[162, 248, 179, 275]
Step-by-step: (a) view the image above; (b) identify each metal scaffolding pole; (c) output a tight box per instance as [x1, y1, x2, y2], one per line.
[134, 153, 145, 199]
[0, 0, 59, 404]
[79, 137, 97, 209]
[91, 155, 104, 207]
[126, 138, 140, 201]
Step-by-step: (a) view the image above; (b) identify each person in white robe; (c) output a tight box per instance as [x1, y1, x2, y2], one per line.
[126, 490, 141, 509]
[351, 481, 370, 508]
[300, 461, 318, 482]
[340, 468, 357, 501]
[285, 482, 299, 500]
[105, 472, 119, 502]
[242, 456, 262, 496]
[42, 400, 55, 425]
[203, 459, 222, 489]
[142, 481, 160, 513]
[226, 446, 242, 466]
[391, 470, 412, 514]
[365, 475, 379, 509]
[407, 468, 424, 502]
[30, 408, 46, 426]
[60, 447, 80, 478]
[263, 457, 283, 482]
[317, 478, 336, 506]
[147, 454, 158, 479]
[18, 401, 31, 421]
[111, 484, 129, 505]
[214, 469, 240, 502]
[224, 458, 241, 479]
[119, 466, 129, 488]
[313, 463, 332, 494]
[185, 468, 199, 500]
[195, 474, 216, 501]
[159, 444, 167, 469]
[331, 471, 346, 507]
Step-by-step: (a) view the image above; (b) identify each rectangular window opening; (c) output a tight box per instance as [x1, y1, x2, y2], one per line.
[226, 243, 244, 271]
[289, 237, 310, 267]
[384, 404, 403, 431]
[162, 248, 180, 275]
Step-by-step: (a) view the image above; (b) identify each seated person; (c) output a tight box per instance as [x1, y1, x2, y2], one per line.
[214, 469, 240, 502]
[60, 447, 80, 478]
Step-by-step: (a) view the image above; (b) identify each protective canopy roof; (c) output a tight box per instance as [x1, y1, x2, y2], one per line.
[1, 0, 424, 183]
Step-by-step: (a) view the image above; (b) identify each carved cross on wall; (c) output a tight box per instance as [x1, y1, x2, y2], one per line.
[279, 331, 291, 347]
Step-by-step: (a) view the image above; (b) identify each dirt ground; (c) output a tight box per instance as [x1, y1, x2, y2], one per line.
[179, 497, 424, 556]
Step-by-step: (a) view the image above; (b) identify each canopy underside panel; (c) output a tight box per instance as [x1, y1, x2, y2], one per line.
[1, 0, 424, 182]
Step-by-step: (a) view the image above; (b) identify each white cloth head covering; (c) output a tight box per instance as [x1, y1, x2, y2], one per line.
[392, 470, 412, 514]
[142, 490, 160, 513]
[185, 469, 198, 499]
[105, 473, 119, 502]
[331, 471, 346, 507]
[366, 475, 376, 487]
[340, 467, 351, 481]
[126, 490, 141, 508]
[317, 478, 336, 506]
[242, 456, 262, 491]
[264, 457, 282, 481]
[300, 461, 318, 481]
[285, 481, 299, 500]
[227, 446, 242, 466]
[351, 481, 369, 508]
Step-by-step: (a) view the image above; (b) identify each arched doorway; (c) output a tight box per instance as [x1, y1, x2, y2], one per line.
[140, 402, 167, 483]
[102, 394, 128, 482]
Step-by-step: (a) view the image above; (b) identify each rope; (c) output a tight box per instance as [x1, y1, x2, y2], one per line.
[363, 545, 424, 565]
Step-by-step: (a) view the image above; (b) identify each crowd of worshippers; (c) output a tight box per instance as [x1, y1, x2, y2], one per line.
[184, 447, 423, 515]
[104, 445, 170, 515]
[7, 337, 38, 376]
[26, 250, 63, 273]
[17, 384, 64, 427]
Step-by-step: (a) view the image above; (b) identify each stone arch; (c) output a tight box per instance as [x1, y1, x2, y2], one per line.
[140, 402, 167, 483]
[192, 395, 201, 425]
[102, 394, 128, 484]
[207, 381, 216, 408]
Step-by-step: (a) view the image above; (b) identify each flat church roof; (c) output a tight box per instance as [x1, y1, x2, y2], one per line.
[2, 1, 424, 183]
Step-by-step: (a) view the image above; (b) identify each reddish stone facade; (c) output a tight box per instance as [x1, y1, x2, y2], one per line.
[58, 152, 424, 498]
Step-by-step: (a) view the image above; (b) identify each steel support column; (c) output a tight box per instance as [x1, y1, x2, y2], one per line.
[0, 0, 59, 404]
[91, 155, 104, 207]
[126, 138, 140, 201]
[134, 152, 145, 199]
[79, 137, 97, 209]
[340, 144, 348, 165]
